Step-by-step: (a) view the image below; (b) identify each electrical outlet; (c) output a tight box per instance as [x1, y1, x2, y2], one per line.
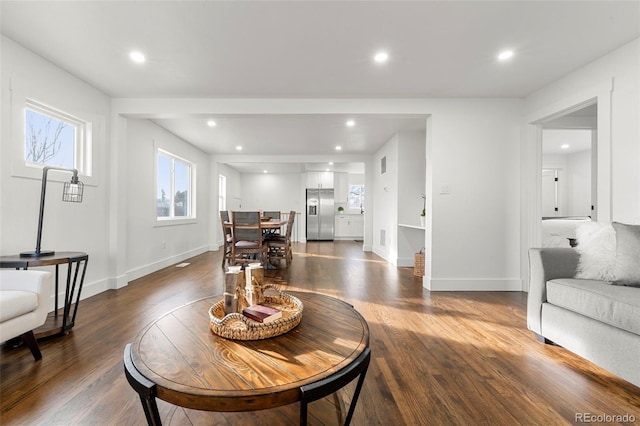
[440, 184, 451, 195]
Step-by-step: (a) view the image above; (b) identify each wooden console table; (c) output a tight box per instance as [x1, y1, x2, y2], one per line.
[0, 251, 89, 338]
[124, 291, 370, 425]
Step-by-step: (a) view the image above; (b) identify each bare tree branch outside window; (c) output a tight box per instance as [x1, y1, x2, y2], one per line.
[24, 107, 76, 169]
[26, 117, 67, 164]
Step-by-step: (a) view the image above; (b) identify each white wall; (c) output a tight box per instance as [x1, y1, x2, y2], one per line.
[373, 131, 427, 267]
[398, 131, 427, 226]
[426, 100, 522, 291]
[240, 172, 304, 214]
[1, 36, 111, 303]
[567, 150, 591, 216]
[544, 150, 592, 217]
[372, 135, 399, 262]
[124, 119, 211, 281]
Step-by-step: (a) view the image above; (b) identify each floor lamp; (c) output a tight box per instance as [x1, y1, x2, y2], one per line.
[20, 166, 84, 258]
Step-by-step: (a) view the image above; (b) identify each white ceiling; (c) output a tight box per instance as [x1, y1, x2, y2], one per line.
[2, 1, 638, 172]
[543, 129, 592, 155]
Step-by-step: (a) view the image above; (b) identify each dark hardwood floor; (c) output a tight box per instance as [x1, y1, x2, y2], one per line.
[2, 241, 639, 425]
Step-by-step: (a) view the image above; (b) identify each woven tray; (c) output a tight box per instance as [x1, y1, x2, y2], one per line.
[209, 285, 303, 340]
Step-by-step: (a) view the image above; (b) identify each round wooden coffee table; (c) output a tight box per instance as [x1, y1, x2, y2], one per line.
[124, 291, 370, 425]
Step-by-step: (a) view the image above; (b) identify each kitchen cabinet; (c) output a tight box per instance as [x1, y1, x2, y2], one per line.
[334, 172, 348, 203]
[349, 215, 364, 237]
[334, 214, 364, 239]
[335, 215, 350, 237]
[307, 171, 334, 188]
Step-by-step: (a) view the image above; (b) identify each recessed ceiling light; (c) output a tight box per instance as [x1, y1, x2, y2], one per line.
[374, 51, 389, 64]
[236, 146, 243, 151]
[263, 170, 268, 174]
[329, 162, 334, 165]
[207, 120, 216, 127]
[497, 49, 514, 62]
[129, 50, 146, 64]
[335, 146, 342, 151]
[346, 120, 355, 127]
[561, 144, 570, 149]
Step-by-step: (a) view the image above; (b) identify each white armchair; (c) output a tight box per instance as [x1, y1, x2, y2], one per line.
[0, 270, 52, 360]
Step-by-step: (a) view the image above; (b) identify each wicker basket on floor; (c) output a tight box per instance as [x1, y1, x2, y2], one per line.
[414, 248, 425, 277]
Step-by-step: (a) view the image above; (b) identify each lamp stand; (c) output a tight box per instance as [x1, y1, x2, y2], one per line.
[20, 166, 83, 258]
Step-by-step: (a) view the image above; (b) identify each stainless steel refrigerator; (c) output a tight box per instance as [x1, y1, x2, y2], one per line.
[306, 188, 334, 240]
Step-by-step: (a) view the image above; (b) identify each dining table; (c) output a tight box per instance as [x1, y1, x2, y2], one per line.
[225, 218, 288, 238]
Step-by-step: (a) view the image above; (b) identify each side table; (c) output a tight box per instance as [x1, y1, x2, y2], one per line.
[0, 251, 89, 338]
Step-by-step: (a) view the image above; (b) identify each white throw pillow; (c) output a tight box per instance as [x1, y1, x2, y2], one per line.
[575, 222, 616, 281]
[612, 222, 640, 286]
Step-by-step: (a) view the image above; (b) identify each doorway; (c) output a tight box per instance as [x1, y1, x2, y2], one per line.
[538, 102, 597, 247]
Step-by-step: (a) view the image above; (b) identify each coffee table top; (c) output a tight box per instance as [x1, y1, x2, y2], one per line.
[128, 291, 369, 412]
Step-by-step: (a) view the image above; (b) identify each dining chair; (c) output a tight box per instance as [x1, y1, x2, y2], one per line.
[267, 211, 295, 266]
[230, 211, 267, 267]
[262, 211, 282, 238]
[219, 210, 233, 269]
[262, 211, 281, 220]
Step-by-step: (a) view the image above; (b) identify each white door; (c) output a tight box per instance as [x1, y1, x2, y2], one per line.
[541, 169, 559, 217]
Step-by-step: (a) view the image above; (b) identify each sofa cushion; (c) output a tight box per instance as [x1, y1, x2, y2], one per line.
[575, 222, 616, 281]
[0, 290, 39, 322]
[546, 278, 640, 335]
[612, 222, 640, 286]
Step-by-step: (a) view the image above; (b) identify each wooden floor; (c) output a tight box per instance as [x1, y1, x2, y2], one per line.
[2, 241, 639, 425]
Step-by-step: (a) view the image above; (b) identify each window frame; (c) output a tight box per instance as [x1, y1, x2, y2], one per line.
[23, 99, 90, 174]
[347, 184, 365, 210]
[155, 148, 197, 225]
[12, 95, 98, 186]
[219, 174, 227, 212]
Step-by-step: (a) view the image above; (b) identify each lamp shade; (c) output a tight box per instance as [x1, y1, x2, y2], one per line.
[63, 181, 83, 203]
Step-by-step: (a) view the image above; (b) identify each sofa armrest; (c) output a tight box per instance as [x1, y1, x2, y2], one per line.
[0, 270, 52, 294]
[0, 270, 52, 343]
[527, 248, 579, 334]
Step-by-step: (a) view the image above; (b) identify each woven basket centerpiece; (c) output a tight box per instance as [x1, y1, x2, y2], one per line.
[209, 284, 303, 340]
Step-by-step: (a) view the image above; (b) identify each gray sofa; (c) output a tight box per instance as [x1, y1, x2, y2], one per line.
[528, 247, 640, 388]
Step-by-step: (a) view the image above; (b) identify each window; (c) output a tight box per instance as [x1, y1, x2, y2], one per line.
[348, 185, 365, 210]
[157, 149, 195, 220]
[219, 174, 227, 211]
[24, 99, 90, 174]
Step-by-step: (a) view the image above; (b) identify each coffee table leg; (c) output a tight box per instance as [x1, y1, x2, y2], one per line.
[124, 344, 162, 426]
[300, 347, 371, 426]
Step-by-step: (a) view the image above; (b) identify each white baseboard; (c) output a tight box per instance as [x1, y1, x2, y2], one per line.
[46, 247, 210, 312]
[125, 245, 209, 284]
[48, 276, 112, 312]
[372, 246, 389, 263]
[396, 257, 414, 267]
[424, 278, 523, 291]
